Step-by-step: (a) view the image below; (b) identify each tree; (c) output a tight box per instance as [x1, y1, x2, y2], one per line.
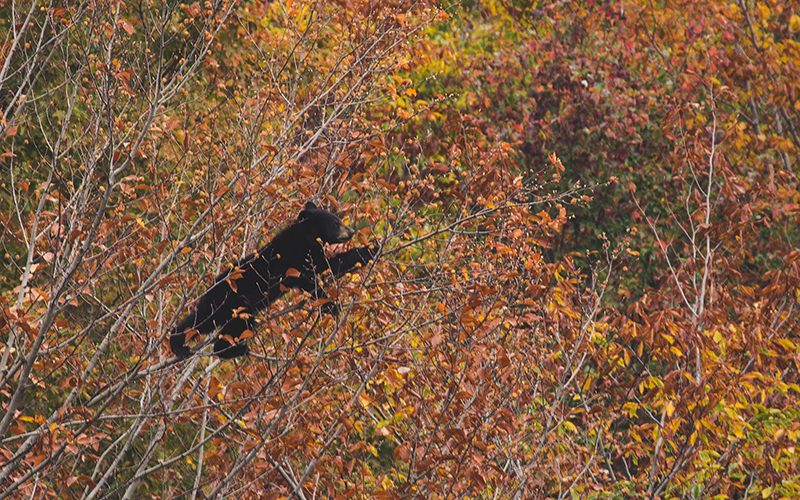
[3, 0, 798, 498]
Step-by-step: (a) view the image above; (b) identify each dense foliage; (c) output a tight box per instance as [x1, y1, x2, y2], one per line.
[1, 0, 798, 498]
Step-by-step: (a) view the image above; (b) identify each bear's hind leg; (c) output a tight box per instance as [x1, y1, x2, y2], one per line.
[213, 313, 254, 359]
[170, 306, 222, 358]
[213, 338, 249, 359]
[170, 332, 192, 359]
[171, 289, 236, 358]
[170, 310, 203, 359]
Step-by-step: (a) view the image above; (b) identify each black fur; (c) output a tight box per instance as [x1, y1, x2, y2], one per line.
[169, 202, 377, 359]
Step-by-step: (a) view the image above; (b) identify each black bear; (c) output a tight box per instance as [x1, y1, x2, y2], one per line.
[169, 202, 377, 359]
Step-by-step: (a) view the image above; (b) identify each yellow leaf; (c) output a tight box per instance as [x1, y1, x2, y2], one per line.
[665, 401, 675, 418]
[792, 14, 800, 31]
[561, 421, 577, 433]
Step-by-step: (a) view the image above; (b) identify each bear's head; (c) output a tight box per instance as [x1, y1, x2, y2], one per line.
[297, 201, 355, 244]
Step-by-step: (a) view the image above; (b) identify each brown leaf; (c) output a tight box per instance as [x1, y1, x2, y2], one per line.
[121, 20, 134, 35]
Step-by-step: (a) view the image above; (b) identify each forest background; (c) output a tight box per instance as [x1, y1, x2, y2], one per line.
[1, 0, 799, 498]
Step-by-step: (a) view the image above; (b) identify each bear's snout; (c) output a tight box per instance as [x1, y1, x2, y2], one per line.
[338, 225, 355, 241]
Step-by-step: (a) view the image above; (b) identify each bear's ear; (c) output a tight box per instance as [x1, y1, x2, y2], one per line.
[298, 201, 317, 221]
[297, 201, 318, 221]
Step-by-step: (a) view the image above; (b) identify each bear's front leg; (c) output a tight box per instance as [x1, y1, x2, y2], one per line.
[327, 244, 379, 277]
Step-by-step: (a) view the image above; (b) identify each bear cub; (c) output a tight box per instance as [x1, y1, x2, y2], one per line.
[170, 202, 377, 359]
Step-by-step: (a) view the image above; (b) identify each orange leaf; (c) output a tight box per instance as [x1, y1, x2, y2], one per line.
[225, 268, 244, 292]
[310, 298, 331, 308]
